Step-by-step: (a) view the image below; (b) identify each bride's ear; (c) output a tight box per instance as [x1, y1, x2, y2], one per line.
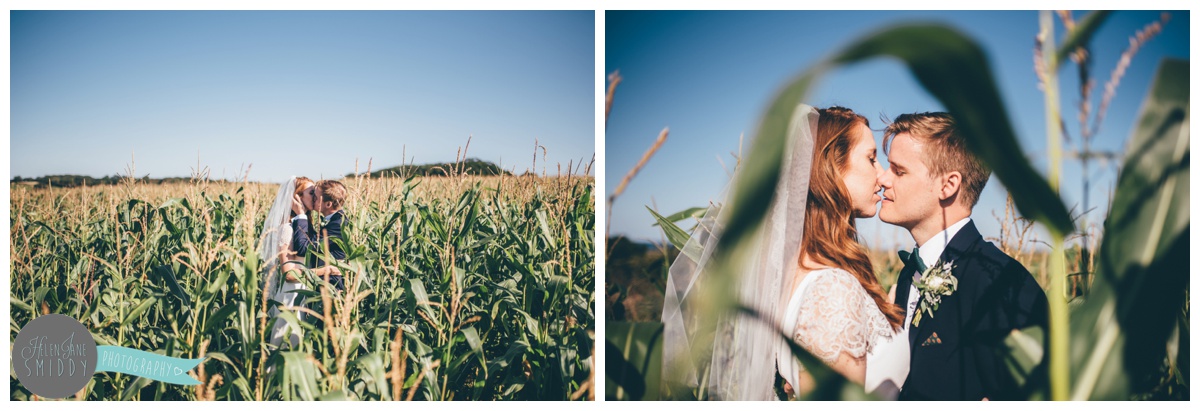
[939, 171, 962, 201]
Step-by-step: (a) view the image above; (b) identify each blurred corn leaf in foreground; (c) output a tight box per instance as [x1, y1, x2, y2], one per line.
[999, 58, 1189, 401]
[1067, 58, 1189, 400]
[605, 321, 663, 400]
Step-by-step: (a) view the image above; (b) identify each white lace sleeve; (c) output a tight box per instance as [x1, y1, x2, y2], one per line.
[792, 269, 894, 364]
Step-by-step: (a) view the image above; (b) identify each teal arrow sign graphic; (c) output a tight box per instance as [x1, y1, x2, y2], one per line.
[95, 346, 203, 385]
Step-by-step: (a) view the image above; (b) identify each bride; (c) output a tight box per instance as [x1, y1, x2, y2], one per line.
[661, 105, 903, 400]
[259, 176, 315, 350]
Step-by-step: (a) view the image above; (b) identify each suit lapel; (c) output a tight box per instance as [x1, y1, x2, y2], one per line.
[909, 293, 924, 347]
[939, 221, 981, 274]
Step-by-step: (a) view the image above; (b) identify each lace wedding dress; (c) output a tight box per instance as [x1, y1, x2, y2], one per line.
[259, 177, 307, 350]
[776, 267, 893, 399]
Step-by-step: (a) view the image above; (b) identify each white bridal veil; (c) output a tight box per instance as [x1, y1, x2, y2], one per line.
[661, 104, 817, 400]
[258, 176, 305, 349]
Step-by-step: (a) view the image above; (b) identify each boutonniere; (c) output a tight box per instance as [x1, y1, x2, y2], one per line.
[912, 260, 958, 327]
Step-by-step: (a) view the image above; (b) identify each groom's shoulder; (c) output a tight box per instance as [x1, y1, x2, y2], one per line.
[330, 210, 348, 224]
[967, 237, 1033, 279]
[968, 238, 1045, 299]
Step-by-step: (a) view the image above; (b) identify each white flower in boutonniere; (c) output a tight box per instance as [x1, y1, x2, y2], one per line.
[911, 260, 958, 327]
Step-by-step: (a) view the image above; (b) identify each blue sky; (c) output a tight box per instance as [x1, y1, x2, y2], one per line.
[9, 11, 595, 183]
[606, 10, 1190, 250]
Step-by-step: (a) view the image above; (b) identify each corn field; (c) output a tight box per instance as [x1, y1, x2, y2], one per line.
[10, 174, 595, 400]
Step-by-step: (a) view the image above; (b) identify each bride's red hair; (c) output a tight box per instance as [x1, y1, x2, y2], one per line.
[801, 106, 904, 331]
[294, 176, 314, 193]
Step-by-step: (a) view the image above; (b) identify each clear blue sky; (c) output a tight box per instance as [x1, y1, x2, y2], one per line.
[10, 11, 595, 183]
[606, 10, 1190, 250]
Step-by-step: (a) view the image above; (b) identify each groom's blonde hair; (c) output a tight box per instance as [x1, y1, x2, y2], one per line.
[883, 112, 990, 208]
[318, 180, 348, 210]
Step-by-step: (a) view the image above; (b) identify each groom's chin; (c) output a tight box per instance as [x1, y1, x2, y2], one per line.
[878, 204, 897, 224]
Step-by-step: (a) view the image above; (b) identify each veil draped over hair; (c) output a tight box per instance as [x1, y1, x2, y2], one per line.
[661, 104, 817, 400]
[258, 176, 305, 349]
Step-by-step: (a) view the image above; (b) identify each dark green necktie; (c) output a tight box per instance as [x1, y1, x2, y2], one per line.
[897, 247, 928, 274]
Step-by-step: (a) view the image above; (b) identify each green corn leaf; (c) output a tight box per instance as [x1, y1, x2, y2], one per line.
[280, 351, 323, 401]
[152, 264, 191, 308]
[119, 377, 153, 401]
[463, 326, 484, 356]
[536, 209, 556, 244]
[408, 278, 440, 327]
[158, 198, 183, 209]
[1000, 326, 1048, 399]
[1068, 58, 1189, 400]
[205, 303, 238, 335]
[1054, 11, 1113, 69]
[351, 351, 390, 400]
[121, 296, 157, 327]
[605, 321, 663, 401]
[657, 206, 707, 224]
[646, 206, 691, 251]
[91, 331, 118, 346]
[33, 286, 52, 313]
[12, 298, 34, 313]
[271, 311, 306, 351]
[204, 352, 237, 368]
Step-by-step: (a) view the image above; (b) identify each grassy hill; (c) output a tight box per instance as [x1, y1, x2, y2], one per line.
[351, 158, 512, 178]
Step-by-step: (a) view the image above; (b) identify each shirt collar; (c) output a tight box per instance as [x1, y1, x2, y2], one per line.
[322, 210, 338, 221]
[918, 217, 971, 266]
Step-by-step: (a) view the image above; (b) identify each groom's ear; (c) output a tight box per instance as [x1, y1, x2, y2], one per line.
[939, 171, 962, 201]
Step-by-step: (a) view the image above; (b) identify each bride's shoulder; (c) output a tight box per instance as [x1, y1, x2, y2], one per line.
[802, 267, 860, 295]
[807, 267, 857, 284]
[801, 268, 887, 328]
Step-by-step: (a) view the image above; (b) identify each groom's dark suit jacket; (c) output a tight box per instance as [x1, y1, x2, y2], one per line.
[893, 221, 1048, 401]
[291, 210, 347, 267]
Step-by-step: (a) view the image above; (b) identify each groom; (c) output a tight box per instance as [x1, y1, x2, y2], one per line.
[875, 112, 1048, 400]
[291, 179, 349, 291]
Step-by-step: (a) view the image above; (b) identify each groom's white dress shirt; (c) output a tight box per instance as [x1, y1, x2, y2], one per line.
[865, 217, 971, 399]
[291, 210, 338, 223]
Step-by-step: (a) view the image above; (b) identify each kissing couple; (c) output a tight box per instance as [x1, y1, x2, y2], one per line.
[661, 105, 1049, 400]
[257, 176, 350, 350]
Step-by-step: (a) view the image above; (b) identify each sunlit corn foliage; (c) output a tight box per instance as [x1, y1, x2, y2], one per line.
[10, 174, 595, 400]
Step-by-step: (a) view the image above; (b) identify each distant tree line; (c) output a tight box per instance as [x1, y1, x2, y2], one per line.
[348, 158, 514, 178]
[11, 175, 218, 188]
[14, 159, 516, 188]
